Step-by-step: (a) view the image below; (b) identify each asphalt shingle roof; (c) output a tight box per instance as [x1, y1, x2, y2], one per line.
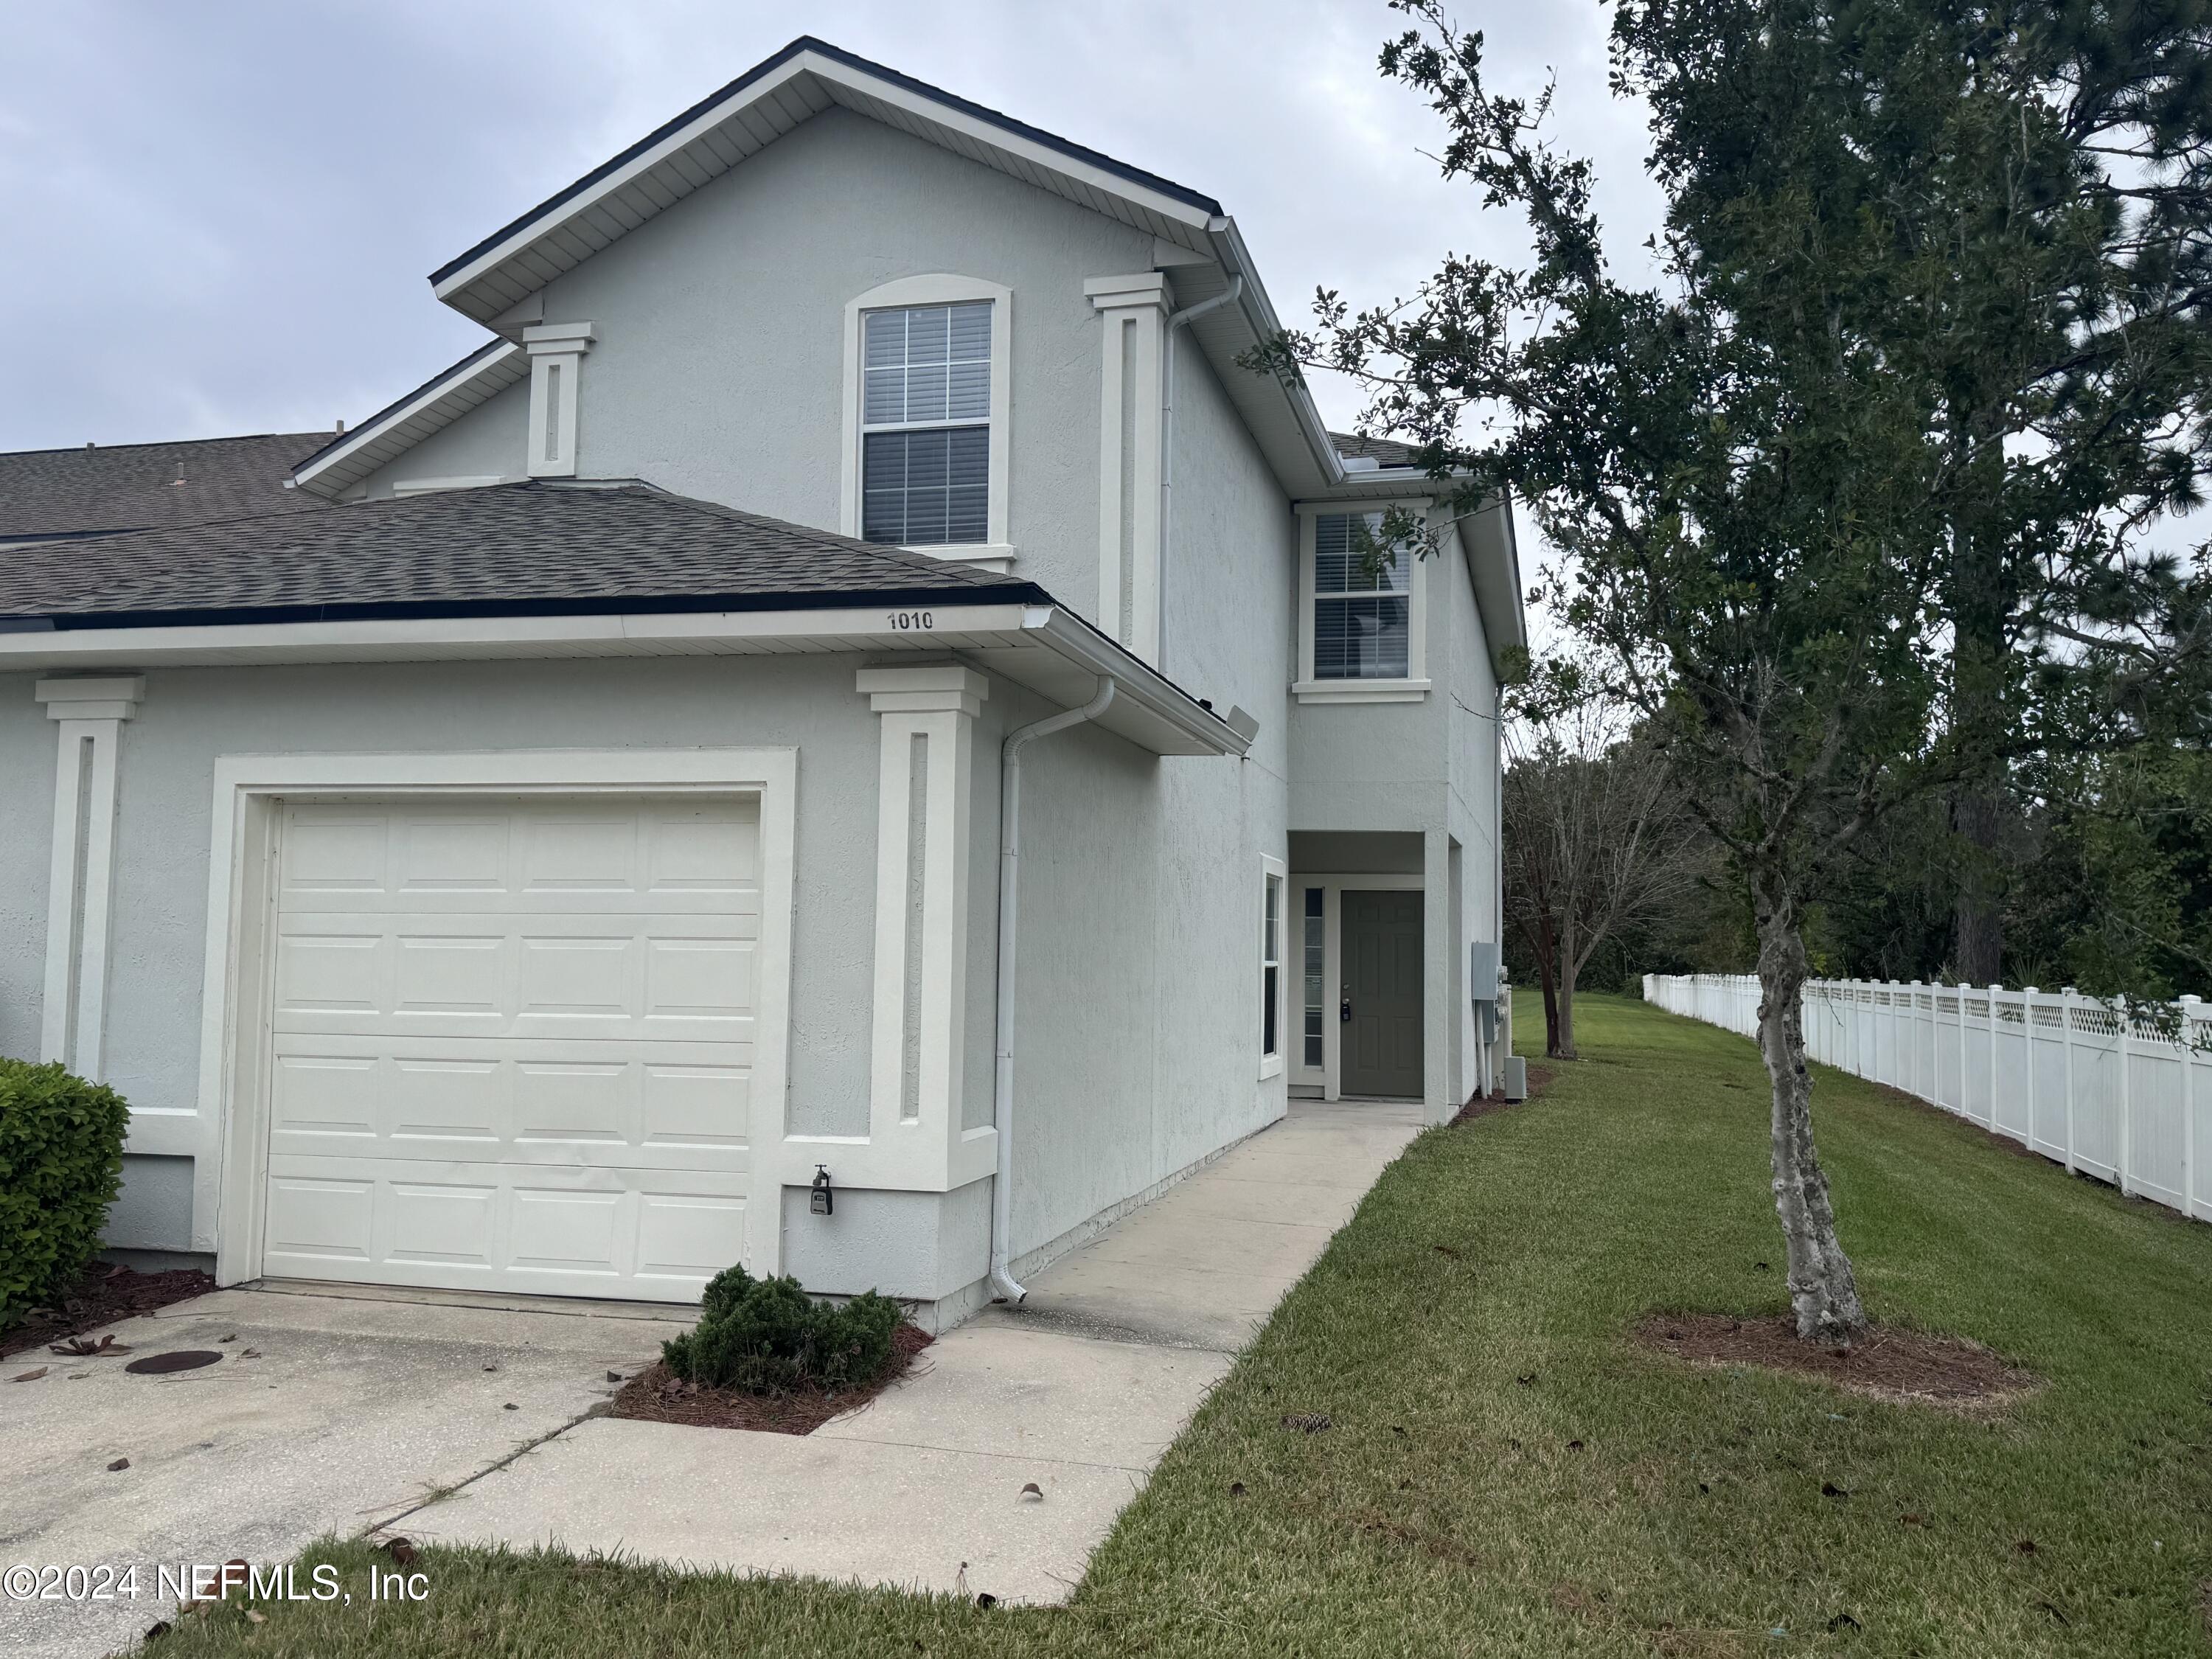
[0, 481, 1041, 625]
[1329, 431, 1422, 467]
[0, 432, 335, 540]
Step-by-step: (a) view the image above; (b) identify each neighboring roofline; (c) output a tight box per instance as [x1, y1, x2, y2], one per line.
[431, 37, 1220, 296]
[290, 339, 525, 498]
[0, 431, 320, 462]
[0, 599, 1247, 759]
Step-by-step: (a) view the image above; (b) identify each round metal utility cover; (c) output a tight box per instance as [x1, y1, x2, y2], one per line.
[124, 1351, 224, 1375]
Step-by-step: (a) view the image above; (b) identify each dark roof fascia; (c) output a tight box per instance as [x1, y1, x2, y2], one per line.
[288, 338, 515, 477]
[15, 580, 1051, 634]
[428, 36, 1222, 288]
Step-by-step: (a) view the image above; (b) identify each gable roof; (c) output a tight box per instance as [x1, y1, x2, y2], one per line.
[0, 480, 1037, 627]
[289, 339, 525, 500]
[431, 37, 1222, 323]
[1, 432, 332, 541]
[432, 37, 1221, 310]
[414, 35, 1350, 497]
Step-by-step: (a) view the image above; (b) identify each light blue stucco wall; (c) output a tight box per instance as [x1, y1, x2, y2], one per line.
[1, 98, 1506, 1314]
[358, 108, 1150, 634]
[1284, 507, 1504, 1117]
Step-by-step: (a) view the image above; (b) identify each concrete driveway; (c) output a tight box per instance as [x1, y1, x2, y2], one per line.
[0, 1282, 683, 1659]
[1, 1101, 1425, 1652]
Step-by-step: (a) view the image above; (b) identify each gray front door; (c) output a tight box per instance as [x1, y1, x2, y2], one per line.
[1341, 890, 1423, 1098]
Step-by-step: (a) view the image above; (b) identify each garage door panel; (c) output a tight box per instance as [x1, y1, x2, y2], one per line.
[261, 1155, 745, 1298]
[634, 1191, 749, 1285]
[640, 1065, 753, 1150]
[393, 933, 506, 1019]
[274, 931, 386, 1017]
[269, 1054, 379, 1138]
[263, 797, 762, 1301]
[395, 815, 511, 894]
[644, 810, 759, 891]
[276, 914, 757, 1041]
[266, 1038, 752, 1170]
[280, 815, 389, 894]
[518, 933, 638, 1020]
[509, 1189, 622, 1276]
[265, 1174, 375, 1263]
[387, 1057, 504, 1144]
[645, 937, 754, 1023]
[384, 1180, 498, 1267]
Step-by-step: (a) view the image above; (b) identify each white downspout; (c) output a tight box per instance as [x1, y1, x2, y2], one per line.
[988, 675, 1119, 1304]
[1157, 275, 1242, 675]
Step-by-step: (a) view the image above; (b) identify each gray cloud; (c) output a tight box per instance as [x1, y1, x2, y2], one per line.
[2, 1, 1660, 451]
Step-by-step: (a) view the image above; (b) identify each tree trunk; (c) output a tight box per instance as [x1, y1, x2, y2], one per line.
[1950, 783, 2006, 984]
[1752, 879, 1868, 1341]
[1948, 428, 2009, 986]
[1534, 910, 1565, 1058]
[1555, 942, 1579, 1060]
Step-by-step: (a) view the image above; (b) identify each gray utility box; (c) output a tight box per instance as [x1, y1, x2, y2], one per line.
[1503, 1054, 1528, 1102]
[1470, 940, 1502, 1043]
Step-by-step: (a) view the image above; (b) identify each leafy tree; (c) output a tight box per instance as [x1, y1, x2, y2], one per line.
[1261, 0, 2212, 1338]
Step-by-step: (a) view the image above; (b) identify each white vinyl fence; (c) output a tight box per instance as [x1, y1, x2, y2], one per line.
[1643, 973, 2211, 1223]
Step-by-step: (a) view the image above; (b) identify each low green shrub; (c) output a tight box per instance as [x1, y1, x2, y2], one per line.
[663, 1264, 902, 1394]
[0, 1058, 130, 1328]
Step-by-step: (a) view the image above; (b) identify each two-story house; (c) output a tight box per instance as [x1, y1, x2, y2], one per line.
[0, 38, 1523, 1330]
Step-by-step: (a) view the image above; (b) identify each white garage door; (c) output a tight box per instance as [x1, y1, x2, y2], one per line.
[259, 796, 759, 1301]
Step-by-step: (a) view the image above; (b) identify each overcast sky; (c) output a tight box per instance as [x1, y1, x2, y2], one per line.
[0, 0, 1662, 454]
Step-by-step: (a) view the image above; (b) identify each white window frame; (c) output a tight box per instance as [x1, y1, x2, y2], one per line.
[841, 274, 1014, 569]
[1260, 855, 1287, 1079]
[1295, 499, 1431, 703]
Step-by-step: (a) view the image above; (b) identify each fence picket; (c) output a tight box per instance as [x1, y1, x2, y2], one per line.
[1644, 973, 2203, 1226]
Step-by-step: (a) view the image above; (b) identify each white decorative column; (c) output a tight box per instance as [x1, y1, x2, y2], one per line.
[524, 321, 595, 477]
[855, 665, 995, 1190]
[1085, 273, 1168, 661]
[37, 675, 144, 1079]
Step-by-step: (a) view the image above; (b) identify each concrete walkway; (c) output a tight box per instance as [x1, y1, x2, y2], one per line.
[2, 1282, 685, 1659]
[410, 1099, 1426, 1604]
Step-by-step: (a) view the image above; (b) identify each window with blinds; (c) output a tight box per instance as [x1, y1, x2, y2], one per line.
[1312, 511, 1411, 679]
[860, 301, 992, 546]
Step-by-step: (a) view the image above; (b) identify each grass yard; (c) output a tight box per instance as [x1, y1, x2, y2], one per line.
[144, 993, 2212, 1657]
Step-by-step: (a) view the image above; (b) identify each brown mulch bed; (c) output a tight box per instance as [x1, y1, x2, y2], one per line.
[1453, 1060, 1555, 1124]
[607, 1323, 934, 1435]
[1, 1264, 217, 1362]
[1633, 1312, 2040, 1408]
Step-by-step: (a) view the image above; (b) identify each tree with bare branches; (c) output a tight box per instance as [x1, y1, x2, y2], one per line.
[1504, 714, 1704, 1059]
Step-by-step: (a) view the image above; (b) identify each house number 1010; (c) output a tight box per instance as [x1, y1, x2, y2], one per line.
[887, 611, 935, 630]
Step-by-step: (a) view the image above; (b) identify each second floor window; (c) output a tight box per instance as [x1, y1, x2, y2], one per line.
[1312, 511, 1411, 679]
[860, 302, 992, 546]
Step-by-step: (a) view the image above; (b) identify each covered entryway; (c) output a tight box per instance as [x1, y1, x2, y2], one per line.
[257, 796, 759, 1299]
[1340, 888, 1424, 1097]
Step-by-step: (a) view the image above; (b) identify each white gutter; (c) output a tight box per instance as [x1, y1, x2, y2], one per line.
[1158, 276, 1242, 675]
[1205, 216, 1346, 491]
[987, 674, 1118, 1304]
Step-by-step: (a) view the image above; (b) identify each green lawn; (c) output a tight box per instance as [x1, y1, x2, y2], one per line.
[147, 993, 2212, 1657]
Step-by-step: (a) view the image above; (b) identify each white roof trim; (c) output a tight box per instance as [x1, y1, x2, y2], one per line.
[291, 342, 527, 500]
[0, 602, 1248, 759]
[431, 46, 1218, 323]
